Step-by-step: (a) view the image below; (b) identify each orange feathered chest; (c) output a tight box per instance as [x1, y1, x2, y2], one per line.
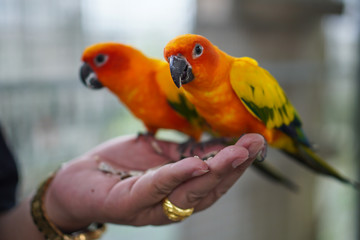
[183, 77, 269, 138]
[98, 64, 201, 139]
[108, 71, 178, 124]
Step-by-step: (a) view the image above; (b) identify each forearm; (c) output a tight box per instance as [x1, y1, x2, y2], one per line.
[0, 196, 44, 240]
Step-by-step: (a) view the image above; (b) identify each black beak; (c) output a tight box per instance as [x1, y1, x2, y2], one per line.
[79, 62, 103, 89]
[169, 55, 194, 88]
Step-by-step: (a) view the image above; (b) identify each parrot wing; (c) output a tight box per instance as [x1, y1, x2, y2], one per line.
[230, 57, 311, 148]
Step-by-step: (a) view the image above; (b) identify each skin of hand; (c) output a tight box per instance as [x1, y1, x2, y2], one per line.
[41, 133, 265, 232]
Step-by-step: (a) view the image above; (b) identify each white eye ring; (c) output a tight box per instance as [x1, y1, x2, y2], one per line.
[94, 54, 108, 67]
[192, 44, 203, 59]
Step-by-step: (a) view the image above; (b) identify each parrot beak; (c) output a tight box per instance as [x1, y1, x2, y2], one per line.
[79, 62, 104, 89]
[169, 55, 194, 88]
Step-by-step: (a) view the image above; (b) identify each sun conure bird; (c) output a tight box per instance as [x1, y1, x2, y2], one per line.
[164, 34, 359, 189]
[79, 42, 301, 191]
[80, 42, 205, 141]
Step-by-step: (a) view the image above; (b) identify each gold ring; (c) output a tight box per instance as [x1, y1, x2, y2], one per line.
[162, 197, 194, 221]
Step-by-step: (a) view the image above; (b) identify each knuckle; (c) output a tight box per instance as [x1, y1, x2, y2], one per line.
[186, 191, 208, 204]
[149, 169, 184, 198]
[152, 181, 172, 197]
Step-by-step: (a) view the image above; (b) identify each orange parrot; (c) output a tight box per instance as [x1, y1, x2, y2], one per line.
[79, 42, 307, 191]
[80, 42, 205, 140]
[164, 34, 359, 188]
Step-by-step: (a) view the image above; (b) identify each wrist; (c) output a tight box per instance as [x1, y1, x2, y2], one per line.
[31, 171, 106, 240]
[0, 198, 45, 240]
[44, 180, 92, 233]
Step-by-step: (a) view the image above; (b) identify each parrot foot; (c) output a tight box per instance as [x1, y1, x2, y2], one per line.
[178, 138, 197, 159]
[136, 132, 163, 155]
[136, 131, 155, 141]
[195, 138, 229, 160]
[201, 150, 219, 161]
[178, 137, 229, 160]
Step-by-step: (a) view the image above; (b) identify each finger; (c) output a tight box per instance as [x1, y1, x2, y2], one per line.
[187, 134, 266, 160]
[166, 144, 252, 210]
[107, 156, 209, 210]
[194, 134, 266, 210]
[235, 133, 267, 160]
[195, 158, 254, 211]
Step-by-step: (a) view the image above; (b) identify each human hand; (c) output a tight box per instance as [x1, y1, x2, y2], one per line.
[44, 133, 266, 232]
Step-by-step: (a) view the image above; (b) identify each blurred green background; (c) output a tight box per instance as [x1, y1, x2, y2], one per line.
[0, 0, 359, 239]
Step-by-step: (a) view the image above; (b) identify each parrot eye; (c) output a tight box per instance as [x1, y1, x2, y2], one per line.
[192, 44, 203, 59]
[94, 54, 108, 67]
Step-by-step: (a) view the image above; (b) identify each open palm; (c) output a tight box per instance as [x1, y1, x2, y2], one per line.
[44, 134, 266, 232]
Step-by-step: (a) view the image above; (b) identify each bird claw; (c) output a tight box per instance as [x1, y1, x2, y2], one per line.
[177, 138, 197, 158]
[136, 132, 154, 142]
[178, 137, 228, 160]
[201, 151, 218, 160]
[136, 132, 163, 155]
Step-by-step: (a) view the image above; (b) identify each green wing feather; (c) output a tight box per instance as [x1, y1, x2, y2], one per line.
[230, 58, 360, 189]
[230, 57, 310, 147]
[167, 93, 204, 126]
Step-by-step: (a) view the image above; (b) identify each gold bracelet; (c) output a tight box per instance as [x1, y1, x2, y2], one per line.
[31, 172, 106, 240]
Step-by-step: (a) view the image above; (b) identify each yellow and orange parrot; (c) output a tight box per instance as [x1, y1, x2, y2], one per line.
[79, 42, 302, 191]
[164, 34, 358, 188]
[80, 42, 205, 140]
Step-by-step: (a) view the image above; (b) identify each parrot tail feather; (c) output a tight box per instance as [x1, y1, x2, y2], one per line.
[251, 161, 299, 192]
[284, 144, 360, 190]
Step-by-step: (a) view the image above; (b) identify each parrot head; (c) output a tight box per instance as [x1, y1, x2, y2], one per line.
[80, 42, 133, 90]
[164, 34, 220, 89]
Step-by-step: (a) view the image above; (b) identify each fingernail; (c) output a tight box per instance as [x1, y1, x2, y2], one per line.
[232, 157, 247, 168]
[192, 169, 209, 177]
[248, 141, 264, 159]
